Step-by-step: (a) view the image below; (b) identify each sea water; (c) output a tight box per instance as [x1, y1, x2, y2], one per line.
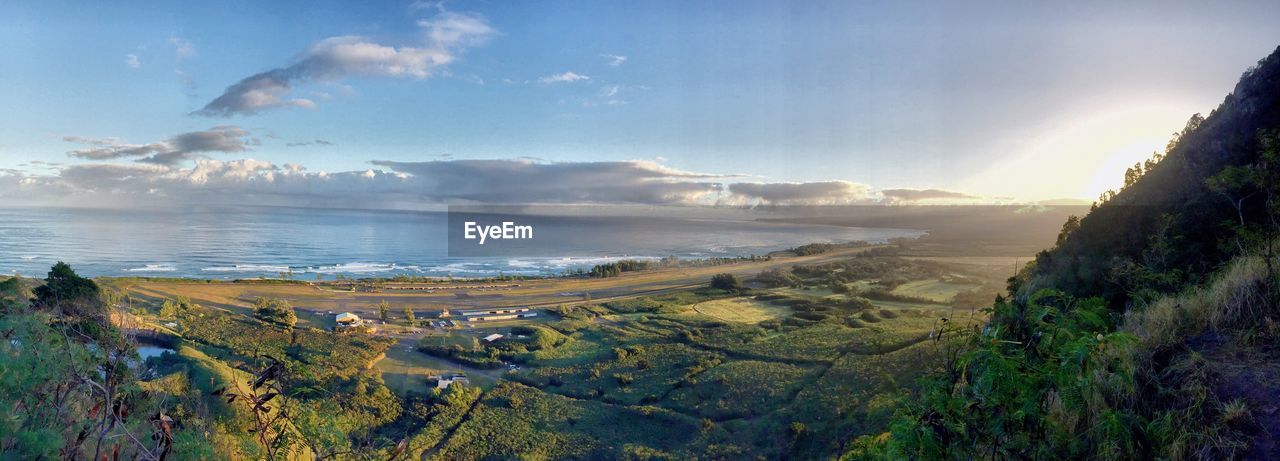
[0, 206, 923, 279]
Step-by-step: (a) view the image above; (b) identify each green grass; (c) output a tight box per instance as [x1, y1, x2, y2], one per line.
[427, 382, 706, 460]
[787, 342, 940, 455]
[691, 297, 791, 323]
[519, 343, 722, 405]
[376, 345, 498, 395]
[663, 360, 819, 420]
[888, 278, 979, 302]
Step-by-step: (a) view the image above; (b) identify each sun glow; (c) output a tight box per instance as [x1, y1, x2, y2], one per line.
[964, 100, 1199, 202]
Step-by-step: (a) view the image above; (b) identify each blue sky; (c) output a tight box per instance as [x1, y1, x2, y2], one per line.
[2, 1, 1280, 207]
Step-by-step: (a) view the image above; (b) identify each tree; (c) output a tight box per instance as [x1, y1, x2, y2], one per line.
[160, 299, 181, 318]
[403, 307, 417, 328]
[1205, 129, 1280, 271]
[34, 262, 105, 318]
[1124, 162, 1143, 187]
[253, 297, 297, 327]
[0, 277, 31, 312]
[1056, 215, 1081, 246]
[378, 300, 390, 322]
[710, 273, 741, 292]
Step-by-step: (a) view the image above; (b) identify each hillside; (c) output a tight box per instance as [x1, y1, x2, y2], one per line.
[1029, 45, 1280, 307]
[851, 45, 1280, 460]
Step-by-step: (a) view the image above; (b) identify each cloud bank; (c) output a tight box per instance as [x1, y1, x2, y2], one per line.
[195, 11, 495, 116]
[64, 126, 257, 166]
[370, 159, 726, 204]
[12, 126, 984, 208]
[0, 158, 736, 208]
[879, 188, 979, 203]
[728, 181, 872, 205]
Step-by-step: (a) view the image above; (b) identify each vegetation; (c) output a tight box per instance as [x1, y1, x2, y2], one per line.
[787, 241, 870, 256]
[10, 47, 1280, 458]
[252, 296, 297, 327]
[710, 272, 742, 292]
[851, 46, 1280, 460]
[0, 264, 190, 459]
[404, 307, 418, 327]
[580, 254, 770, 278]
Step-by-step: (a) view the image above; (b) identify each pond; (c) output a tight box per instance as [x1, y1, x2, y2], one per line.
[136, 345, 176, 361]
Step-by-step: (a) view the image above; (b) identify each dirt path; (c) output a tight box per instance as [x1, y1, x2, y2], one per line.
[1199, 340, 1280, 460]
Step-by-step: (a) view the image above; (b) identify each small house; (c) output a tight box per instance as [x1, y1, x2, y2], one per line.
[428, 373, 470, 389]
[335, 312, 364, 329]
[482, 333, 504, 342]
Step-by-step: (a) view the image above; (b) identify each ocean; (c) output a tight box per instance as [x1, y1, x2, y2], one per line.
[0, 206, 924, 279]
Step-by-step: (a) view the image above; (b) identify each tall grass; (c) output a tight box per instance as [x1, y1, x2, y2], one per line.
[1123, 255, 1274, 351]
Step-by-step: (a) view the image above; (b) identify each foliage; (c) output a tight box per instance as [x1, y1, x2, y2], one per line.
[852, 291, 1148, 459]
[787, 241, 869, 256]
[252, 296, 297, 327]
[2, 266, 186, 459]
[178, 303, 394, 381]
[33, 262, 116, 340]
[710, 273, 742, 292]
[160, 295, 196, 318]
[404, 307, 418, 327]
[426, 382, 704, 460]
[1031, 47, 1280, 307]
[755, 267, 802, 288]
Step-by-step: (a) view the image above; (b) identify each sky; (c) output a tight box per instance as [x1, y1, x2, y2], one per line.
[2, 0, 1280, 209]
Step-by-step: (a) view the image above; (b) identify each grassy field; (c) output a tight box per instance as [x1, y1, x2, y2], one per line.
[889, 278, 980, 302]
[97, 248, 1012, 459]
[691, 297, 790, 323]
[410, 285, 953, 458]
[376, 343, 500, 395]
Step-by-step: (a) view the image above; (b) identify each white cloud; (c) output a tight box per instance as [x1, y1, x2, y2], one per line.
[602, 53, 627, 67]
[196, 11, 495, 116]
[0, 156, 742, 208]
[169, 37, 196, 58]
[5, 141, 978, 208]
[125, 53, 141, 69]
[168, 37, 197, 88]
[370, 159, 727, 204]
[539, 71, 590, 84]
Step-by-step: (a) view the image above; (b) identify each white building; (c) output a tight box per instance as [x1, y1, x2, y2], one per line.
[335, 312, 364, 329]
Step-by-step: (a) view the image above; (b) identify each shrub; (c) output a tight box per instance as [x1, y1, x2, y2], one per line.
[252, 297, 297, 327]
[710, 273, 742, 292]
[793, 312, 830, 322]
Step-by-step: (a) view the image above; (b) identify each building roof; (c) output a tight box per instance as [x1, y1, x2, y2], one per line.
[457, 307, 530, 316]
[482, 333, 504, 342]
[335, 312, 361, 323]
